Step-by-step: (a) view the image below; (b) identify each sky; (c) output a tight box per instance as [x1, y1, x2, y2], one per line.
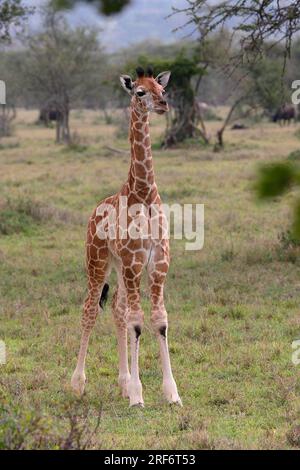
[23, 0, 194, 51]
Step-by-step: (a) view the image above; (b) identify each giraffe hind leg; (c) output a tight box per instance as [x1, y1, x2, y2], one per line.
[71, 249, 110, 396]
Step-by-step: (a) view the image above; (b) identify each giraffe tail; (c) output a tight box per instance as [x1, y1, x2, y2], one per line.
[99, 283, 110, 309]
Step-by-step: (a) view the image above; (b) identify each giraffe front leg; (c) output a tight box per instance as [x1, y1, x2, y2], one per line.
[112, 285, 131, 398]
[128, 322, 144, 407]
[71, 329, 89, 396]
[123, 267, 144, 407]
[149, 270, 182, 406]
[152, 310, 182, 406]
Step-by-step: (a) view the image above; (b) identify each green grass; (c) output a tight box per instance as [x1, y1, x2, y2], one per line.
[1, 110, 300, 449]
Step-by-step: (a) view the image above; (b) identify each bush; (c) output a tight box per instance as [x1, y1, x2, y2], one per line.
[287, 149, 300, 162]
[0, 402, 102, 450]
[255, 162, 295, 199]
[0, 405, 54, 450]
[0, 198, 82, 235]
[0, 201, 35, 235]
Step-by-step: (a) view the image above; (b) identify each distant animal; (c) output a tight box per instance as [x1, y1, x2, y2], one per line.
[272, 104, 296, 125]
[231, 123, 247, 130]
[38, 106, 62, 126]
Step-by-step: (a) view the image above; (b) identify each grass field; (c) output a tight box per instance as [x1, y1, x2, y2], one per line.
[1, 109, 300, 449]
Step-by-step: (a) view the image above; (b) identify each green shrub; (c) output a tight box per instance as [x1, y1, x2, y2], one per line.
[0, 201, 36, 235]
[287, 150, 300, 162]
[256, 162, 295, 199]
[0, 198, 80, 235]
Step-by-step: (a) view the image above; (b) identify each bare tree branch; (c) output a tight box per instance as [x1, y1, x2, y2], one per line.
[175, 1, 300, 67]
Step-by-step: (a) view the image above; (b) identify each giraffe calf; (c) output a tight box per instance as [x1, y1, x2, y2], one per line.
[71, 66, 182, 407]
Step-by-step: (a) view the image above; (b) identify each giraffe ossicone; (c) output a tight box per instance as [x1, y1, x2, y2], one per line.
[71, 66, 182, 407]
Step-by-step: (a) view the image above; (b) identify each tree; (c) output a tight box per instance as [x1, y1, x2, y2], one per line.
[0, 50, 24, 137]
[157, 53, 205, 148]
[179, 1, 300, 239]
[0, 0, 31, 42]
[248, 55, 289, 116]
[212, 74, 254, 149]
[213, 50, 292, 148]
[0, 1, 31, 137]
[134, 51, 206, 148]
[195, 32, 255, 148]
[178, 1, 300, 67]
[23, 8, 105, 143]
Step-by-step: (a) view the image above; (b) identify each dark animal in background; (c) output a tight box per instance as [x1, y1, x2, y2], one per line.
[38, 106, 62, 126]
[272, 104, 296, 125]
[231, 123, 247, 130]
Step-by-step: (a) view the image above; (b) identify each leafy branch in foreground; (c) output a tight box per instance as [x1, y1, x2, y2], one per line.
[51, 0, 131, 16]
[256, 160, 300, 239]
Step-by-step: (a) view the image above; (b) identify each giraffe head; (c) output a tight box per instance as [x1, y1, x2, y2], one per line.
[120, 66, 171, 115]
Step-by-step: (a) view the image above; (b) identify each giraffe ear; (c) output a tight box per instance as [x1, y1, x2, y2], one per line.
[120, 75, 133, 94]
[155, 71, 171, 88]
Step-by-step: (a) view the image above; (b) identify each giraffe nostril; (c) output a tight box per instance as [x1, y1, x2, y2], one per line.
[159, 100, 167, 106]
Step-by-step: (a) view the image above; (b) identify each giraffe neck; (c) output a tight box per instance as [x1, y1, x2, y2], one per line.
[128, 104, 156, 203]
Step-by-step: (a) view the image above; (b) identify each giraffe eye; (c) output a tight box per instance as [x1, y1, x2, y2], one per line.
[136, 90, 146, 97]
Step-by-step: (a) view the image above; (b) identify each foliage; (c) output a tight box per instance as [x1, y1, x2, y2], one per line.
[256, 163, 295, 199]
[0, 402, 102, 449]
[256, 158, 300, 239]
[180, 1, 300, 66]
[293, 201, 300, 239]
[22, 7, 105, 143]
[1, 34, 300, 132]
[0, 405, 54, 450]
[0, 202, 34, 235]
[0, 196, 82, 235]
[0, 50, 24, 106]
[138, 51, 203, 103]
[180, 1, 300, 228]
[248, 57, 289, 114]
[288, 150, 300, 162]
[0, 0, 31, 42]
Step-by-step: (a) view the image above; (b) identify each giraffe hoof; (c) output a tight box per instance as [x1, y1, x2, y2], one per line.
[169, 397, 183, 407]
[129, 401, 145, 408]
[71, 371, 86, 396]
[128, 379, 144, 407]
[163, 380, 182, 406]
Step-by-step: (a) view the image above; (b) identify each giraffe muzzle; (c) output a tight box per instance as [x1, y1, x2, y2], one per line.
[154, 104, 169, 115]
